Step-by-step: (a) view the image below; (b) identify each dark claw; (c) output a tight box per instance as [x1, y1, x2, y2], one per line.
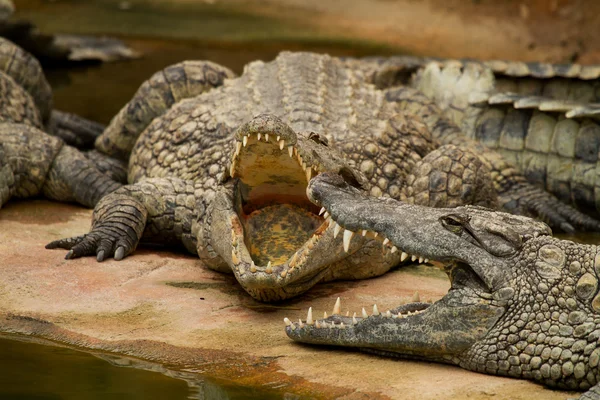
[114, 246, 125, 261]
[96, 250, 105, 262]
[65, 250, 74, 260]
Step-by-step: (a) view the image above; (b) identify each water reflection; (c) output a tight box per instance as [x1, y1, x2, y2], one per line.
[0, 335, 284, 400]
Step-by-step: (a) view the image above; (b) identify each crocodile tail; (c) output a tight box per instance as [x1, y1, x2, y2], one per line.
[0, 37, 53, 123]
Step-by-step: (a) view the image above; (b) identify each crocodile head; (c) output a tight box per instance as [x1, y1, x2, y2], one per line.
[285, 173, 600, 390]
[202, 115, 402, 302]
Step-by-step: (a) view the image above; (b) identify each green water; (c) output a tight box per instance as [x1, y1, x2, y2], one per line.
[0, 336, 284, 400]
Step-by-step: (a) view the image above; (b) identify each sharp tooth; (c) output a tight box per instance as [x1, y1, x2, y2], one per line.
[289, 252, 299, 267]
[419, 257, 424, 263]
[400, 252, 409, 262]
[391, 246, 398, 253]
[323, 211, 329, 219]
[265, 261, 272, 274]
[333, 297, 341, 315]
[352, 313, 358, 325]
[333, 222, 342, 238]
[343, 230, 354, 252]
[279, 139, 285, 150]
[229, 161, 237, 177]
[362, 230, 367, 237]
[288, 146, 294, 157]
[385, 310, 392, 318]
[382, 238, 389, 246]
[328, 322, 334, 329]
[280, 269, 287, 278]
[284, 317, 292, 326]
[346, 311, 350, 316]
[372, 304, 380, 316]
[373, 232, 378, 238]
[235, 141, 242, 155]
[298, 319, 304, 328]
[362, 308, 368, 318]
[411, 255, 417, 262]
[412, 291, 420, 302]
[257, 133, 262, 141]
[323, 311, 328, 319]
[307, 307, 314, 325]
[250, 262, 257, 273]
[265, 133, 269, 142]
[277, 136, 281, 141]
[315, 321, 321, 328]
[340, 322, 345, 329]
[231, 249, 239, 265]
[242, 135, 248, 147]
[319, 207, 326, 216]
[424, 259, 429, 264]
[306, 168, 312, 181]
[290, 324, 296, 330]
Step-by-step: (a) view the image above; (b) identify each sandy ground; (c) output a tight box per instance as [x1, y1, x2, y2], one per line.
[220, 0, 600, 63]
[16, 0, 600, 63]
[0, 200, 578, 399]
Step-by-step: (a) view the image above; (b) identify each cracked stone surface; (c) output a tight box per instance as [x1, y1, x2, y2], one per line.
[0, 201, 577, 399]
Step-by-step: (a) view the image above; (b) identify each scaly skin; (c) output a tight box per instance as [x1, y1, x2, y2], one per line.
[48, 52, 599, 302]
[0, 39, 123, 209]
[349, 56, 600, 218]
[286, 172, 600, 399]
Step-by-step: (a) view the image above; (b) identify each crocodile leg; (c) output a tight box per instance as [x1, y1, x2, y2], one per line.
[0, 123, 121, 209]
[385, 85, 600, 231]
[95, 60, 236, 160]
[46, 109, 105, 150]
[82, 150, 128, 184]
[46, 177, 203, 261]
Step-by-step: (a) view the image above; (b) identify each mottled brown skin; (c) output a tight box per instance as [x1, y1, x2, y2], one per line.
[48, 52, 598, 302]
[0, 39, 123, 210]
[286, 172, 600, 400]
[351, 55, 600, 219]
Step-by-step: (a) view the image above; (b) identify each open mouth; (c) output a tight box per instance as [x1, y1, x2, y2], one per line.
[284, 257, 488, 332]
[283, 206, 540, 343]
[228, 129, 329, 274]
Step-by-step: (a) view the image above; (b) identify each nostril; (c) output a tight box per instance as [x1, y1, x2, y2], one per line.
[339, 168, 361, 189]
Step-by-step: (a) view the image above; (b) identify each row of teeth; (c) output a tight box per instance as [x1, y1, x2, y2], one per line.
[319, 207, 429, 263]
[284, 295, 431, 330]
[230, 132, 319, 182]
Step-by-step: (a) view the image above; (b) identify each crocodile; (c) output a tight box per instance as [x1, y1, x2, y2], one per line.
[285, 172, 600, 399]
[0, 38, 126, 209]
[42, 51, 600, 302]
[347, 56, 600, 218]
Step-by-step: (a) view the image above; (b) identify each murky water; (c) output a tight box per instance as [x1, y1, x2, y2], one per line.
[0, 335, 284, 400]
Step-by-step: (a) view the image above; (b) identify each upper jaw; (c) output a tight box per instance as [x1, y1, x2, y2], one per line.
[307, 172, 551, 290]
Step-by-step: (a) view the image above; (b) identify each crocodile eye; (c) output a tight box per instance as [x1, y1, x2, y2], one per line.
[441, 214, 466, 234]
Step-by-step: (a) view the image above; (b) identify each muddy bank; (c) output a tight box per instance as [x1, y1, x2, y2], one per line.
[0, 201, 576, 399]
[16, 0, 600, 63]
